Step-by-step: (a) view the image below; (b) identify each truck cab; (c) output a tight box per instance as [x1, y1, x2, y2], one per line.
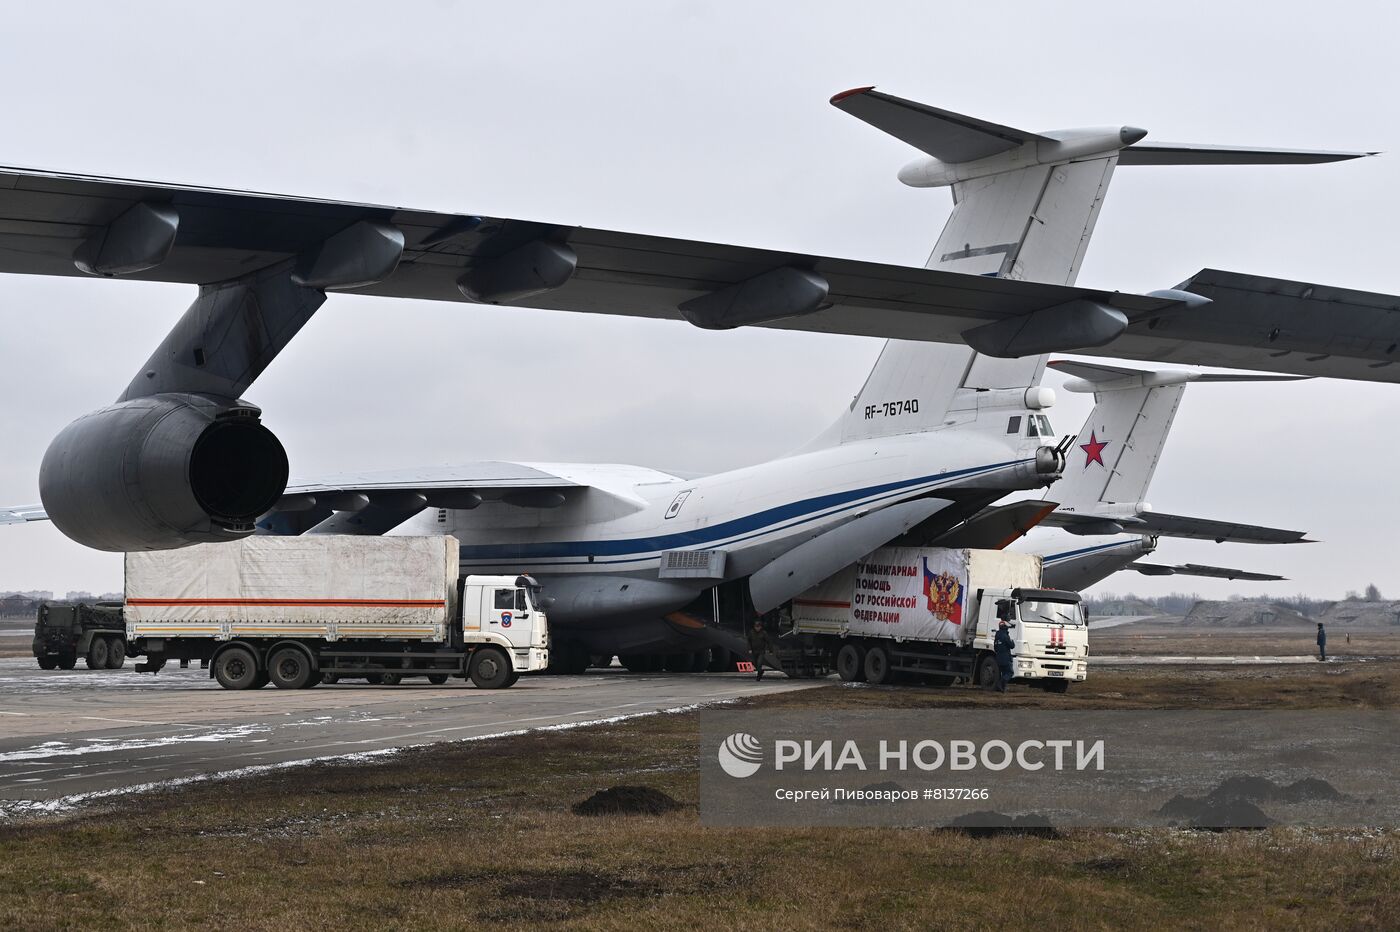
[969, 587, 1087, 691]
[461, 574, 550, 676]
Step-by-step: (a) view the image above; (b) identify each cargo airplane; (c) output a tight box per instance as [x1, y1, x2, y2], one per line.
[0, 87, 1387, 666]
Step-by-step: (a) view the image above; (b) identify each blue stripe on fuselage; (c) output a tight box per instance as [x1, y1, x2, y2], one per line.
[457, 458, 1029, 562]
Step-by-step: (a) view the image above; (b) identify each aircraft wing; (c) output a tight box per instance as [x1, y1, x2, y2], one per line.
[0, 504, 47, 525]
[262, 463, 606, 535]
[6, 165, 1400, 382]
[1042, 510, 1311, 544]
[1130, 562, 1286, 582]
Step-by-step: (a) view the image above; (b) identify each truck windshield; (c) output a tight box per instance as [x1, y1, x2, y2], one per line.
[1019, 599, 1085, 626]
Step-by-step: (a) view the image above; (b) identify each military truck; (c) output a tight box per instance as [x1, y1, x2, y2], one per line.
[788, 547, 1088, 691]
[32, 601, 127, 670]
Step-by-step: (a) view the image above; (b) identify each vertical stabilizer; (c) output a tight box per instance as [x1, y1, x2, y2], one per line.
[1048, 360, 1308, 512]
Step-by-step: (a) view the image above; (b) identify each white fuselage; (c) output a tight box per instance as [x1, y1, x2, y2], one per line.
[393, 429, 1053, 625]
[1012, 526, 1152, 592]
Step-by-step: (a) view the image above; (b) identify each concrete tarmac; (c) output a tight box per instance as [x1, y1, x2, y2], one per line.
[0, 657, 821, 816]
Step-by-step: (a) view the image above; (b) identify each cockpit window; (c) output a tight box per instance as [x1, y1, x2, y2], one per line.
[1006, 416, 1021, 435]
[1026, 418, 1040, 437]
[1036, 415, 1054, 436]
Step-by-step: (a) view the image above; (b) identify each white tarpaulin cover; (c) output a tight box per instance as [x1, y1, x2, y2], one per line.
[125, 536, 457, 640]
[792, 547, 1041, 644]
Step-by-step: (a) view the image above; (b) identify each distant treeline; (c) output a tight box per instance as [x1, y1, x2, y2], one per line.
[1082, 591, 1378, 619]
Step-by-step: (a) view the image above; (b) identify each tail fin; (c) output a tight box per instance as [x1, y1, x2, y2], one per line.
[832, 87, 1371, 287]
[1048, 360, 1306, 512]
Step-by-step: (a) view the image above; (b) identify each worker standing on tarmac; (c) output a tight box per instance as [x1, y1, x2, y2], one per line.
[993, 619, 1016, 692]
[1317, 623, 1327, 662]
[747, 616, 776, 681]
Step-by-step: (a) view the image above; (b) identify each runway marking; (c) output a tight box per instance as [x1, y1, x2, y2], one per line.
[79, 716, 201, 727]
[0, 711, 28, 716]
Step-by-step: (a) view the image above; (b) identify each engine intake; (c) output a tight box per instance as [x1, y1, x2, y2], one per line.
[39, 394, 288, 551]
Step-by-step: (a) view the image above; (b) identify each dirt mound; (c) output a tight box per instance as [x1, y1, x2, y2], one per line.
[1182, 601, 1314, 627]
[1156, 775, 1348, 828]
[945, 810, 1061, 839]
[1157, 795, 1274, 829]
[572, 785, 683, 817]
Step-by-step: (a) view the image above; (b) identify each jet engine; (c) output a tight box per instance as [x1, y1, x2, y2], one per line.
[38, 394, 288, 552]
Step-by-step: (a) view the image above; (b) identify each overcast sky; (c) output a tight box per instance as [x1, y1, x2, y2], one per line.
[1, 1, 1396, 599]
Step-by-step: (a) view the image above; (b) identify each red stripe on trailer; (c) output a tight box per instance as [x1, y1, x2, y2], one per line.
[126, 598, 446, 607]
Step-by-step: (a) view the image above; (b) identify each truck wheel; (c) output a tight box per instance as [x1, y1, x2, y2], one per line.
[105, 639, 126, 669]
[836, 644, 867, 683]
[974, 655, 1001, 691]
[58, 654, 77, 670]
[85, 637, 109, 670]
[36, 657, 58, 670]
[469, 648, 512, 689]
[863, 645, 893, 685]
[380, 672, 403, 686]
[213, 647, 260, 690]
[505, 672, 521, 687]
[427, 674, 449, 685]
[268, 646, 315, 689]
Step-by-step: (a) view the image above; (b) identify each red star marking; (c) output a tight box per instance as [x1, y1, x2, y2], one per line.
[1080, 431, 1109, 468]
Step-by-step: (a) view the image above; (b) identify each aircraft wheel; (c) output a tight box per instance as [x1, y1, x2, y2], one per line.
[836, 643, 866, 683]
[105, 639, 126, 669]
[268, 646, 315, 689]
[863, 645, 893, 686]
[213, 646, 260, 690]
[380, 672, 403, 686]
[469, 648, 512, 689]
[85, 637, 109, 670]
[427, 674, 449, 685]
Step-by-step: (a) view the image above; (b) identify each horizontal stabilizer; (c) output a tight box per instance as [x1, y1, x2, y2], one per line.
[1120, 143, 1376, 166]
[1046, 510, 1311, 544]
[829, 87, 1047, 163]
[1131, 561, 1286, 582]
[1049, 359, 1309, 392]
[0, 504, 47, 525]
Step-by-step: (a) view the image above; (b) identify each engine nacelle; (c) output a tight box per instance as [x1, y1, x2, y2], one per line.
[39, 394, 288, 552]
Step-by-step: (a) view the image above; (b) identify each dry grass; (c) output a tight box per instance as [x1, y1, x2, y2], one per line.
[1093, 625, 1400, 659]
[2, 664, 1399, 929]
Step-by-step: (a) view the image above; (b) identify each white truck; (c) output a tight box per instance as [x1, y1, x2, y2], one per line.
[789, 547, 1087, 692]
[124, 535, 549, 690]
